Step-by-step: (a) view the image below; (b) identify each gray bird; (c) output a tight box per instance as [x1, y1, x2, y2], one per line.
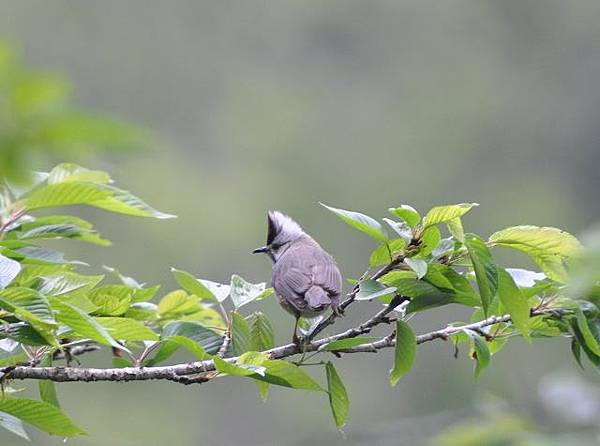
[253, 211, 343, 343]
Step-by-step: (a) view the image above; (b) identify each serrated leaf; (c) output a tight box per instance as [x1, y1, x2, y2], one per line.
[0, 288, 56, 327]
[465, 233, 498, 316]
[325, 362, 349, 428]
[0, 254, 21, 289]
[422, 203, 478, 228]
[51, 299, 128, 353]
[230, 275, 266, 309]
[171, 268, 218, 302]
[157, 290, 200, 316]
[231, 311, 251, 355]
[0, 397, 85, 436]
[405, 258, 428, 279]
[94, 317, 158, 341]
[25, 181, 175, 219]
[355, 279, 396, 301]
[35, 272, 104, 297]
[88, 285, 132, 316]
[321, 203, 387, 242]
[388, 205, 420, 228]
[248, 312, 274, 351]
[497, 270, 531, 341]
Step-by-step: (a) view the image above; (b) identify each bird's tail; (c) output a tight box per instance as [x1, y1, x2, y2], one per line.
[305, 286, 331, 311]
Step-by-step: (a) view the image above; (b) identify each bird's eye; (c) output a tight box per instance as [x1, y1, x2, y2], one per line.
[271, 243, 282, 250]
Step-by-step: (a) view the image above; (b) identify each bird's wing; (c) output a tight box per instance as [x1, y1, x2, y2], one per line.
[312, 254, 342, 298]
[273, 265, 311, 311]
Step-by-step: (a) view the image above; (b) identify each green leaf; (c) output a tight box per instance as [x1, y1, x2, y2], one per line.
[88, 285, 133, 316]
[0, 254, 21, 289]
[388, 279, 455, 312]
[320, 337, 377, 351]
[0, 397, 85, 436]
[38, 355, 60, 408]
[230, 275, 266, 309]
[390, 320, 416, 386]
[464, 330, 491, 378]
[0, 411, 30, 441]
[197, 279, 231, 303]
[47, 163, 111, 185]
[25, 181, 175, 219]
[574, 306, 600, 356]
[405, 258, 428, 279]
[160, 321, 222, 355]
[16, 215, 111, 246]
[369, 239, 406, 267]
[320, 203, 387, 242]
[382, 218, 413, 243]
[447, 217, 465, 242]
[51, 299, 127, 353]
[423, 265, 479, 306]
[419, 226, 441, 256]
[422, 203, 478, 228]
[214, 356, 323, 391]
[94, 317, 158, 341]
[325, 362, 349, 428]
[388, 205, 421, 228]
[248, 312, 275, 351]
[465, 233, 498, 316]
[0, 288, 56, 327]
[489, 226, 581, 282]
[147, 334, 208, 366]
[157, 290, 200, 317]
[171, 268, 218, 302]
[355, 279, 396, 301]
[497, 270, 531, 341]
[3, 324, 50, 346]
[35, 272, 104, 298]
[231, 311, 251, 356]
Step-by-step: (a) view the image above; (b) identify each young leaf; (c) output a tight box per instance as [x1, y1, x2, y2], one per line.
[231, 311, 251, 355]
[248, 312, 275, 351]
[497, 270, 531, 340]
[171, 268, 218, 302]
[157, 290, 200, 317]
[422, 203, 478, 228]
[0, 397, 85, 436]
[388, 205, 420, 228]
[465, 233, 498, 316]
[325, 362, 349, 428]
[390, 320, 416, 386]
[321, 203, 387, 242]
[94, 317, 159, 341]
[489, 225, 581, 257]
[230, 275, 266, 309]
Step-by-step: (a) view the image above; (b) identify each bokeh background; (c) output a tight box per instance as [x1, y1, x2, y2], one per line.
[2, 1, 600, 445]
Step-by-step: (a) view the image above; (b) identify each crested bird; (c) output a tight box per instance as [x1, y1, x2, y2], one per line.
[253, 211, 342, 343]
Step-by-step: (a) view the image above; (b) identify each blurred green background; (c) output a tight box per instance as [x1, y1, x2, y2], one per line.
[1, 1, 600, 445]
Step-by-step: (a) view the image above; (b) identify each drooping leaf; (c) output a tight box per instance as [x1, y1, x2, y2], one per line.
[38, 355, 60, 408]
[390, 320, 416, 386]
[447, 217, 465, 242]
[422, 203, 478, 228]
[497, 270, 531, 341]
[423, 265, 479, 306]
[388, 205, 420, 228]
[419, 226, 441, 256]
[0, 411, 30, 441]
[464, 329, 491, 378]
[574, 306, 600, 356]
[321, 203, 387, 242]
[230, 275, 266, 309]
[0, 397, 85, 436]
[325, 362, 349, 428]
[465, 233, 498, 316]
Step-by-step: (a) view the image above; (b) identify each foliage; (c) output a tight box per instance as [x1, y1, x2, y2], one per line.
[0, 165, 597, 440]
[0, 41, 148, 184]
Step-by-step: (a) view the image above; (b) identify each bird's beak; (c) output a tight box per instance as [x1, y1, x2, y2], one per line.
[252, 246, 269, 254]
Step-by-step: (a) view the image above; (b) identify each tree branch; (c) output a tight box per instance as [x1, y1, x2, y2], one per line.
[1, 306, 566, 384]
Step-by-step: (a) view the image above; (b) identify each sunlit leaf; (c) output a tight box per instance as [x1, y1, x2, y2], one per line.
[326, 362, 349, 428]
[497, 270, 531, 341]
[0, 397, 85, 436]
[321, 203, 387, 242]
[388, 205, 420, 228]
[422, 203, 478, 228]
